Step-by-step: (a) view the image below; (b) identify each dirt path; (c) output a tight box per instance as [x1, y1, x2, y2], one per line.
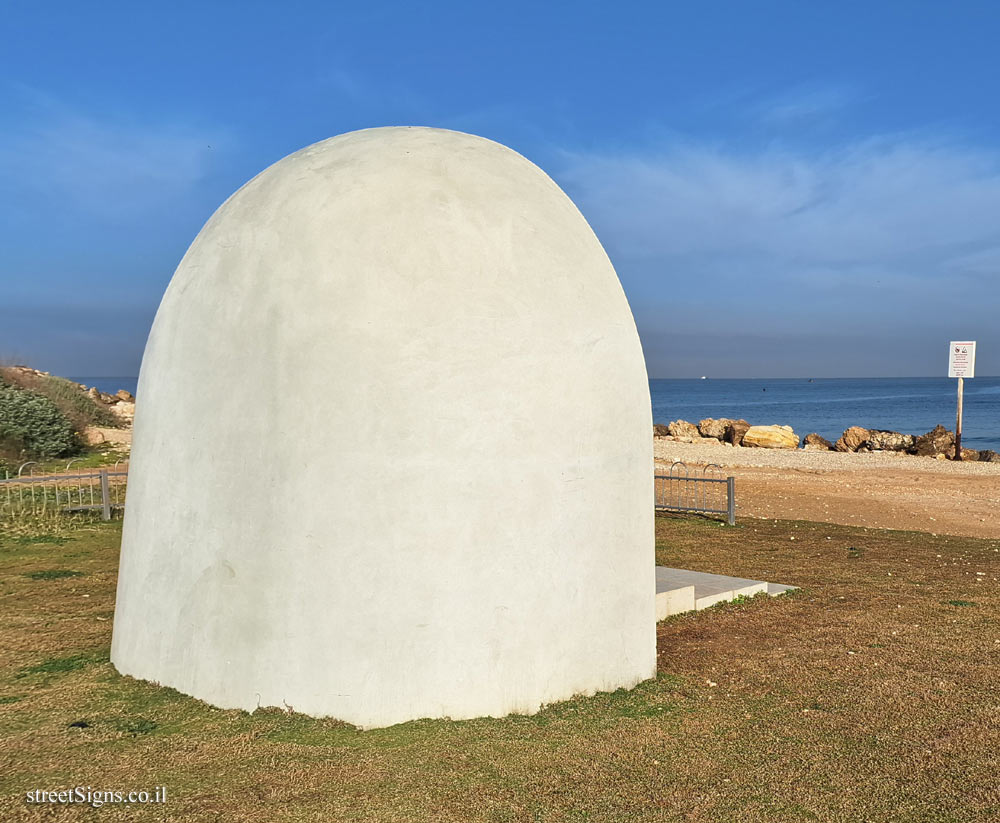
[654, 441, 1000, 539]
[724, 464, 999, 538]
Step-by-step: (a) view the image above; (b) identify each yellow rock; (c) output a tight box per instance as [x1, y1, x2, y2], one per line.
[742, 424, 799, 449]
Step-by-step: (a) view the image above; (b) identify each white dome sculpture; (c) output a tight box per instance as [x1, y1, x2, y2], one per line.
[111, 127, 655, 728]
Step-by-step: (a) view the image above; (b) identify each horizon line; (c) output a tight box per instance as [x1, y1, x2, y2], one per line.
[648, 375, 998, 381]
[65, 373, 1000, 381]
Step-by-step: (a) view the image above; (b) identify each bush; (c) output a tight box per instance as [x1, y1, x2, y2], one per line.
[34, 376, 118, 430]
[0, 386, 78, 459]
[0, 369, 118, 430]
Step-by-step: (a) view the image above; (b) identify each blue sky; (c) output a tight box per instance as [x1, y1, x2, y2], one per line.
[2, 1, 998, 377]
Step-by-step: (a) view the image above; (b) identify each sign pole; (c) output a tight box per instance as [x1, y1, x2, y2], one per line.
[955, 376, 964, 461]
[947, 341, 975, 461]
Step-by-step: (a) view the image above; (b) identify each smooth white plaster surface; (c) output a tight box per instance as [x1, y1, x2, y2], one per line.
[111, 127, 655, 728]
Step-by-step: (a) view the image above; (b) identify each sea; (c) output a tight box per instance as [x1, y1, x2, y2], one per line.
[71, 375, 1000, 453]
[651, 377, 1000, 452]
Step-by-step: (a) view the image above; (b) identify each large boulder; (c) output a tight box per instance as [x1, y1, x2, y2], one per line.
[725, 419, 751, 446]
[667, 420, 700, 439]
[866, 430, 915, 452]
[913, 425, 955, 458]
[116, 389, 135, 402]
[698, 418, 731, 440]
[743, 424, 799, 449]
[834, 426, 869, 452]
[108, 402, 135, 423]
[653, 423, 670, 437]
[952, 448, 981, 462]
[979, 450, 1000, 463]
[802, 433, 833, 451]
[83, 427, 107, 445]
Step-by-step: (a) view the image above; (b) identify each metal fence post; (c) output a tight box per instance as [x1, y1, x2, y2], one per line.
[726, 476, 735, 526]
[99, 471, 111, 521]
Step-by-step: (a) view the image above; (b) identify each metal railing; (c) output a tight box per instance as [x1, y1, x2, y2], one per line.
[655, 461, 735, 525]
[4, 459, 735, 525]
[1, 462, 128, 521]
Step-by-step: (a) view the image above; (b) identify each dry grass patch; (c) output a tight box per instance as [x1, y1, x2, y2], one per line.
[0, 515, 998, 821]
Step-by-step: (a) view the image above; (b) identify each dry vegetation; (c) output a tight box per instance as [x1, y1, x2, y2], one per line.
[1, 515, 998, 822]
[0, 369, 118, 434]
[0, 368, 122, 468]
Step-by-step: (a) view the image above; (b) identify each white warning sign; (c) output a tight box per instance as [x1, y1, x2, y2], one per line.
[948, 341, 976, 378]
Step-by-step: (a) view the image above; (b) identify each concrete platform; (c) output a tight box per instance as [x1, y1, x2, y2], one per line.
[655, 567, 797, 620]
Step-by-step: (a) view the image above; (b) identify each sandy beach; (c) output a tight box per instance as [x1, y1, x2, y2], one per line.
[654, 439, 1000, 539]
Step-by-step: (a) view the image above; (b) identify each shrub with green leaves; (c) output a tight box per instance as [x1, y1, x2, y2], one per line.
[0, 386, 78, 458]
[35, 376, 118, 429]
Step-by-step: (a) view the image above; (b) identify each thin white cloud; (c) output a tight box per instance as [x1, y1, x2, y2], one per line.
[944, 246, 1000, 277]
[753, 84, 859, 126]
[0, 87, 225, 219]
[315, 66, 430, 122]
[556, 134, 1000, 374]
[559, 136, 1000, 276]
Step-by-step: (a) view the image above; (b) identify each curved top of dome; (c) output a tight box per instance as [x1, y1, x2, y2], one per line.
[143, 126, 644, 418]
[169, 126, 600, 297]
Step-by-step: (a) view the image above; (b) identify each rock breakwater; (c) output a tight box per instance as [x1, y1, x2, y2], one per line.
[656, 417, 998, 462]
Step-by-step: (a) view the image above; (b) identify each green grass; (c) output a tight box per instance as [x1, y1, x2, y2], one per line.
[1, 516, 999, 822]
[11, 535, 71, 545]
[22, 569, 84, 580]
[16, 652, 105, 678]
[30, 444, 130, 474]
[113, 716, 158, 736]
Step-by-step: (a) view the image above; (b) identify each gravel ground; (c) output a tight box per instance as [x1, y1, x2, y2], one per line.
[653, 437, 1000, 538]
[653, 438, 1000, 476]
